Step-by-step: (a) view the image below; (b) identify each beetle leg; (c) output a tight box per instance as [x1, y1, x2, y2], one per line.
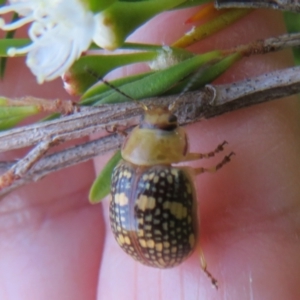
[105, 124, 128, 137]
[198, 246, 218, 289]
[184, 141, 228, 161]
[194, 152, 235, 175]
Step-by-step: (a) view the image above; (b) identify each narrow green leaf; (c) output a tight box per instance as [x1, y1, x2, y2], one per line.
[174, 0, 210, 9]
[89, 150, 122, 203]
[87, 0, 117, 12]
[121, 43, 194, 60]
[284, 12, 300, 65]
[0, 105, 39, 130]
[0, 39, 30, 56]
[172, 8, 251, 48]
[67, 51, 157, 95]
[163, 52, 241, 95]
[80, 71, 155, 105]
[98, 0, 186, 49]
[94, 50, 221, 104]
[40, 113, 61, 122]
[0, 13, 19, 78]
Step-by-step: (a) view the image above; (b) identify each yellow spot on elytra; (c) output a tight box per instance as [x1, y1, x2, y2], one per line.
[171, 169, 179, 176]
[163, 201, 187, 220]
[115, 193, 129, 206]
[163, 201, 171, 209]
[148, 172, 155, 180]
[153, 175, 159, 183]
[139, 239, 146, 247]
[155, 243, 163, 251]
[189, 234, 195, 248]
[143, 174, 149, 181]
[137, 195, 156, 211]
[186, 182, 192, 194]
[163, 202, 188, 220]
[163, 241, 170, 248]
[162, 222, 168, 231]
[123, 170, 132, 178]
[158, 258, 167, 267]
[147, 239, 155, 248]
[118, 234, 125, 245]
[167, 175, 173, 184]
[171, 246, 177, 253]
[138, 230, 144, 237]
[145, 215, 152, 222]
[124, 236, 131, 245]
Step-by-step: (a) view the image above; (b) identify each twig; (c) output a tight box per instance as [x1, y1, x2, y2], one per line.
[229, 33, 300, 56]
[215, 0, 300, 13]
[1, 66, 300, 197]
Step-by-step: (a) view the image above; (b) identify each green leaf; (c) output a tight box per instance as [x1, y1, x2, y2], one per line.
[86, 0, 117, 12]
[98, 0, 186, 49]
[118, 0, 207, 7]
[163, 52, 241, 95]
[94, 50, 221, 104]
[89, 150, 122, 203]
[67, 51, 157, 95]
[284, 12, 300, 65]
[40, 113, 61, 122]
[0, 0, 6, 5]
[174, 0, 210, 9]
[80, 71, 155, 105]
[0, 39, 30, 56]
[172, 8, 251, 48]
[121, 43, 194, 61]
[0, 105, 39, 130]
[0, 13, 19, 78]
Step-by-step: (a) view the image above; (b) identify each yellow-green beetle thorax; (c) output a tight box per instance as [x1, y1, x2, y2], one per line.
[121, 107, 188, 166]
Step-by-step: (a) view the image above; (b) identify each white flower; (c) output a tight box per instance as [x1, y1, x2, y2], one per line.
[0, 0, 105, 83]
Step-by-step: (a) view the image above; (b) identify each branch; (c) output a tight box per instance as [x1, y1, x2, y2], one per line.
[215, 0, 300, 13]
[1, 66, 300, 197]
[229, 33, 300, 56]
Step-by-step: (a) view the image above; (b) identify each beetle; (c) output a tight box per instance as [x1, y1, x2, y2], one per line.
[109, 103, 234, 288]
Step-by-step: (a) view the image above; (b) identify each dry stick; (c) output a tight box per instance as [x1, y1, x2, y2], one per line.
[229, 33, 300, 56]
[2, 97, 78, 114]
[0, 32, 299, 153]
[1, 66, 300, 197]
[0, 104, 138, 152]
[1, 32, 300, 196]
[215, 0, 300, 13]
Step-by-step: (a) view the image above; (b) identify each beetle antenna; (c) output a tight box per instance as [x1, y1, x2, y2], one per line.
[85, 68, 148, 111]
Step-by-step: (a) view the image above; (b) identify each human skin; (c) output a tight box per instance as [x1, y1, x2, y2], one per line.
[0, 7, 300, 300]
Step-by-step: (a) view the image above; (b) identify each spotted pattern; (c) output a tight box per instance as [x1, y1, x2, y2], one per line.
[110, 160, 197, 268]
